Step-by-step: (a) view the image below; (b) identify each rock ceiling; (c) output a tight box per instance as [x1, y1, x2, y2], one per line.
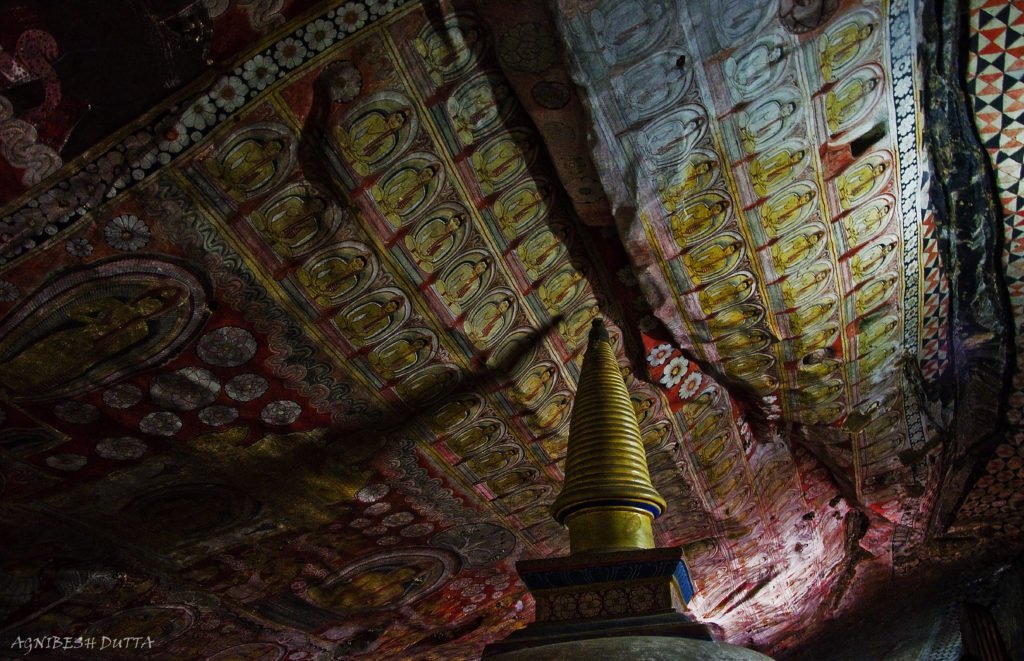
[0, 0, 1021, 658]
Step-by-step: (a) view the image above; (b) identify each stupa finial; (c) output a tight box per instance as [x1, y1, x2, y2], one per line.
[550, 318, 667, 554]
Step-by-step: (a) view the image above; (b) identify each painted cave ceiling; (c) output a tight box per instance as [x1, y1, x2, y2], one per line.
[0, 0, 1022, 658]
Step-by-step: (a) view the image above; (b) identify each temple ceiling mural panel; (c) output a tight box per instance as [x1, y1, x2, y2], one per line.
[0, 0, 1021, 658]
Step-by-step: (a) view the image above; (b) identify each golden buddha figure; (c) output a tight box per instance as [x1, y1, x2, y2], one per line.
[531, 394, 571, 431]
[797, 379, 845, 405]
[781, 264, 831, 308]
[495, 182, 551, 232]
[448, 421, 502, 455]
[307, 566, 421, 614]
[415, 21, 482, 85]
[334, 294, 405, 343]
[770, 227, 826, 273]
[851, 237, 898, 279]
[858, 342, 898, 373]
[717, 328, 771, 355]
[208, 137, 285, 198]
[405, 211, 466, 272]
[465, 445, 519, 477]
[843, 199, 893, 246]
[559, 303, 601, 346]
[488, 468, 536, 496]
[693, 409, 724, 440]
[447, 77, 513, 144]
[656, 158, 717, 213]
[750, 146, 806, 197]
[428, 395, 481, 432]
[857, 314, 900, 349]
[511, 364, 557, 409]
[631, 395, 656, 426]
[680, 387, 717, 424]
[795, 322, 838, 354]
[739, 99, 798, 154]
[723, 352, 774, 378]
[436, 256, 490, 312]
[796, 356, 841, 384]
[465, 296, 514, 346]
[854, 274, 898, 315]
[335, 107, 411, 175]
[826, 75, 880, 133]
[819, 22, 875, 81]
[539, 269, 585, 312]
[471, 133, 534, 193]
[371, 163, 440, 226]
[706, 303, 762, 336]
[760, 187, 816, 235]
[699, 272, 755, 315]
[787, 295, 837, 335]
[670, 197, 729, 248]
[0, 286, 187, 398]
[517, 225, 568, 278]
[251, 189, 329, 259]
[368, 336, 431, 378]
[298, 251, 370, 307]
[838, 159, 889, 208]
[683, 236, 744, 283]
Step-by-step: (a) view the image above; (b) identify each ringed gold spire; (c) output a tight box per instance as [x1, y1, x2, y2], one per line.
[551, 318, 667, 554]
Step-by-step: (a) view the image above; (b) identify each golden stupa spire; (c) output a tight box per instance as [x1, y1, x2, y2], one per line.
[551, 318, 667, 554]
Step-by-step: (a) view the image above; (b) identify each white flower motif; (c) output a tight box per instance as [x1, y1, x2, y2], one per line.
[400, 522, 434, 537]
[211, 76, 249, 112]
[103, 383, 143, 409]
[356, 483, 389, 502]
[37, 188, 76, 223]
[197, 327, 258, 367]
[0, 281, 19, 302]
[150, 367, 221, 411]
[325, 61, 361, 103]
[104, 214, 151, 251]
[261, 400, 301, 425]
[336, 3, 368, 33]
[158, 123, 190, 153]
[679, 371, 703, 399]
[382, 511, 414, 527]
[646, 343, 673, 367]
[46, 454, 87, 471]
[139, 411, 183, 436]
[182, 96, 217, 130]
[242, 54, 280, 91]
[366, 0, 396, 17]
[304, 18, 338, 50]
[97, 150, 129, 187]
[274, 37, 308, 68]
[659, 355, 690, 388]
[737, 417, 752, 440]
[199, 405, 239, 426]
[96, 436, 148, 461]
[65, 237, 93, 257]
[225, 374, 269, 402]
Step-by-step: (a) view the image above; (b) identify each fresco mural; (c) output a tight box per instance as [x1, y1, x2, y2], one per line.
[0, 0, 1019, 658]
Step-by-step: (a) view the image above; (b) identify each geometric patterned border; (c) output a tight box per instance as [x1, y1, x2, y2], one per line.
[889, 0, 928, 449]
